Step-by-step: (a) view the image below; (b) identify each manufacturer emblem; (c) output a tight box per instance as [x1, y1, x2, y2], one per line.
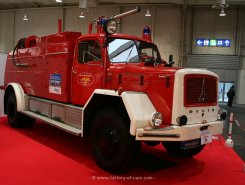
[77, 73, 94, 86]
[198, 78, 207, 102]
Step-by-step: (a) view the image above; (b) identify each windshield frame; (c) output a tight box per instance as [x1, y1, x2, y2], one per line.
[107, 37, 162, 64]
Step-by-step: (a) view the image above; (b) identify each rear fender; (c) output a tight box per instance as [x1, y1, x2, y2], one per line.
[4, 83, 25, 112]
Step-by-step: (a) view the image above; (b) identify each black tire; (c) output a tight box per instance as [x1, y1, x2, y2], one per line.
[162, 141, 205, 157]
[90, 109, 137, 173]
[7, 93, 35, 128]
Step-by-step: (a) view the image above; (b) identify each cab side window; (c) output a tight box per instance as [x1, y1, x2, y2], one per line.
[78, 40, 102, 64]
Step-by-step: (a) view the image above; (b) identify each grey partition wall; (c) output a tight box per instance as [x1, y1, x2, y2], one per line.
[0, 53, 7, 116]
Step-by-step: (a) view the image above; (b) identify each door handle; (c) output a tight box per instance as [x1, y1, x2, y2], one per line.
[72, 70, 77, 74]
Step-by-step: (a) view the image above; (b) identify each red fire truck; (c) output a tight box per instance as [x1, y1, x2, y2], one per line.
[0, 7, 226, 173]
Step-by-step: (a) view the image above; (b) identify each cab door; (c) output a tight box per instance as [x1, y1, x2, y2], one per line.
[71, 39, 104, 106]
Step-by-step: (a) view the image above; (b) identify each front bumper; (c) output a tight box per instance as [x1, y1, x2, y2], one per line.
[135, 120, 223, 141]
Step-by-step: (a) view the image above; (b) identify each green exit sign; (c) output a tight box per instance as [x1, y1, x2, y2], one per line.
[196, 39, 231, 47]
[210, 40, 217, 46]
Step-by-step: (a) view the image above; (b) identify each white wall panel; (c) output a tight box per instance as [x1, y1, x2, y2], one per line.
[240, 8, 245, 45]
[64, 6, 120, 34]
[236, 8, 245, 104]
[209, 69, 237, 83]
[192, 8, 237, 55]
[14, 8, 63, 43]
[237, 69, 245, 104]
[0, 11, 14, 53]
[154, 5, 182, 66]
[187, 55, 239, 69]
[0, 53, 7, 116]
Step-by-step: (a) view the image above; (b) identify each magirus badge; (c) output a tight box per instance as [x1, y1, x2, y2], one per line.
[198, 78, 207, 102]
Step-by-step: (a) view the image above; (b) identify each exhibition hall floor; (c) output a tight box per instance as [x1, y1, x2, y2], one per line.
[0, 116, 244, 185]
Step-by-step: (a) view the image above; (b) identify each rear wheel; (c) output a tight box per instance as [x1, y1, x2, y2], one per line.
[162, 141, 205, 157]
[90, 109, 138, 173]
[7, 93, 35, 128]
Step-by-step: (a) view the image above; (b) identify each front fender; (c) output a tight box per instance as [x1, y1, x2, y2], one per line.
[121, 92, 156, 136]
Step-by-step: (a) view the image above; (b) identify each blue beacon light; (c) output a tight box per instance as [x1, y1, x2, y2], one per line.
[142, 26, 152, 41]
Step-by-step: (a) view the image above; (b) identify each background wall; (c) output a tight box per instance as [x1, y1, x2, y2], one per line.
[64, 6, 120, 34]
[186, 7, 244, 104]
[0, 53, 7, 116]
[0, 5, 245, 104]
[191, 8, 237, 55]
[0, 5, 183, 66]
[15, 9, 63, 42]
[0, 11, 14, 53]
[236, 8, 245, 104]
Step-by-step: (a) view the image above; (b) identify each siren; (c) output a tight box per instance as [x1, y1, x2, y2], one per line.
[142, 25, 152, 41]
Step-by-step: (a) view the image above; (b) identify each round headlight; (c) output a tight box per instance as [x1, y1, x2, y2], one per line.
[105, 19, 117, 35]
[150, 112, 162, 128]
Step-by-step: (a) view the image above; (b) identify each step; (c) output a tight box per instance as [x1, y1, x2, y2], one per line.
[20, 110, 82, 136]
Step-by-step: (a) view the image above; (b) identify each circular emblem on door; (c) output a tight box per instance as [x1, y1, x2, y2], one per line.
[77, 73, 94, 86]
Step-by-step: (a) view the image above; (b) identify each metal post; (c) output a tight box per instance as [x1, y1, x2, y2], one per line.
[225, 112, 234, 147]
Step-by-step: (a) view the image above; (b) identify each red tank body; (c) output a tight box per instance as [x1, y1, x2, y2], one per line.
[5, 32, 81, 103]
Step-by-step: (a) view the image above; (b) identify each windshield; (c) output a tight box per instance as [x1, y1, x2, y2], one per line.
[107, 38, 161, 63]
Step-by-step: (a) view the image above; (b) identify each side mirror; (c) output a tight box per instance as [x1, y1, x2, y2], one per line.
[143, 56, 155, 65]
[165, 54, 174, 67]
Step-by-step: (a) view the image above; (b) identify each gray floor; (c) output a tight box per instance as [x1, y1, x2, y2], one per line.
[220, 103, 245, 162]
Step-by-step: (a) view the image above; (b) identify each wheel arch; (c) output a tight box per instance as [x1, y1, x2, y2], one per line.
[4, 83, 25, 114]
[83, 91, 129, 136]
[84, 89, 156, 136]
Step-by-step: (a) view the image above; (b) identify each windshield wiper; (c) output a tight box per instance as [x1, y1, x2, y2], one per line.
[126, 46, 134, 63]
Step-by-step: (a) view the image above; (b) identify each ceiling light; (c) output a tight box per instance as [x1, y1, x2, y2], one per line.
[23, 14, 28, 21]
[56, 0, 63, 3]
[79, 11, 85, 19]
[212, 0, 229, 16]
[145, 9, 151, 17]
[219, 8, 226, 16]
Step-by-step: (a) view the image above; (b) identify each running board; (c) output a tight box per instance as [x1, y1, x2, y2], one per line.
[20, 110, 82, 136]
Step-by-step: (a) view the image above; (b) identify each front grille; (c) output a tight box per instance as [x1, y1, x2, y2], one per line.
[184, 74, 217, 107]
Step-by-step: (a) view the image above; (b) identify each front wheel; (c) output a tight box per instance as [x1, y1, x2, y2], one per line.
[90, 109, 137, 173]
[162, 141, 205, 157]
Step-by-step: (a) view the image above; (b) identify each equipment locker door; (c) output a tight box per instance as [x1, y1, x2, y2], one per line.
[71, 39, 103, 106]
